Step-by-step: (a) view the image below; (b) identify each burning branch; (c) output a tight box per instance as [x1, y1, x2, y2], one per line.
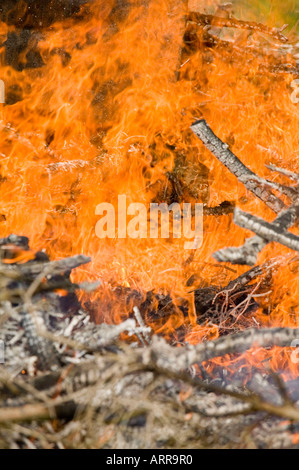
[190, 120, 285, 214]
[147, 327, 299, 367]
[233, 208, 299, 253]
[214, 204, 299, 265]
[191, 120, 299, 264]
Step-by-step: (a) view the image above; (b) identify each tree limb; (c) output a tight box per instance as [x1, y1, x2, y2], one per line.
[191, 120, 285, 214]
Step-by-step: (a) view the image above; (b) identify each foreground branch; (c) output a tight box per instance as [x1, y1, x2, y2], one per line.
[0, 400, 80, 423]
[2, 327, 299, 426]
[145, 327, 299, 368]
[3, 327, 298, 399]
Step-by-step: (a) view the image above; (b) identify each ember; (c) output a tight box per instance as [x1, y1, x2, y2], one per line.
[0, 0, 298, 450]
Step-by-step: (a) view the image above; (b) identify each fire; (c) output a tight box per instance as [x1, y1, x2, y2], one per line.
[0, 1, 298, 379]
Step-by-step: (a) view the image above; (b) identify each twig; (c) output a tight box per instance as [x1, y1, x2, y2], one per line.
[266, 163, 299, 184]
[133, 306, 152, 345]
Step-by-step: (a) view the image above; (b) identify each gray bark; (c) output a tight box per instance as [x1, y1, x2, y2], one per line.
[214, 203, 299, 265]
[191, 120, 285, 214]
[234, 208, 299, 253]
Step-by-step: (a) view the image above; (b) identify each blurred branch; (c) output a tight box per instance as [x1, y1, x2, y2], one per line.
[191, 120, 285, 214]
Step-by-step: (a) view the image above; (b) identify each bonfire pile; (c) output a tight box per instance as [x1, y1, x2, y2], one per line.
[1, 126, 299, 448]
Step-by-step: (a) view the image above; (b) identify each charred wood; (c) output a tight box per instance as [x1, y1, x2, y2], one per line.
[191, 120, 299, 264]
[191, 120, 285, 214]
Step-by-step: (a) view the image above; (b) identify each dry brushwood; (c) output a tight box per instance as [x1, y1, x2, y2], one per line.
[2, 324, 299, 398]
[0, 239, 101, 371]
[193, 256, 288, 331]
[1, 330, 299, 451]
[0, 237, 298, 448]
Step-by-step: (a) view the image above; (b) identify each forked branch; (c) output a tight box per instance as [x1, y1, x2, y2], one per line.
[191, 119, 299, 264]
